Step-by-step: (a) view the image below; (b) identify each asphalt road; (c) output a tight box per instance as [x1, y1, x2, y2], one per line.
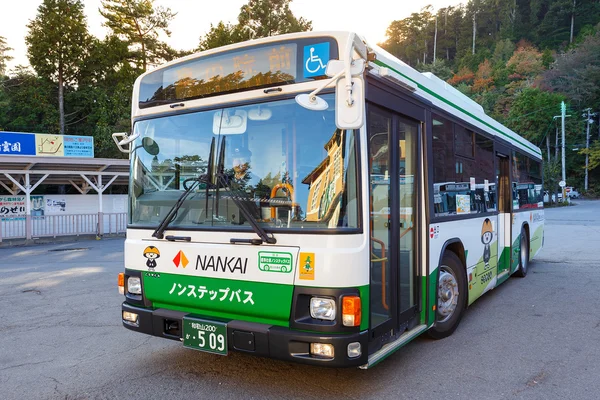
[1, 200, 599, 400]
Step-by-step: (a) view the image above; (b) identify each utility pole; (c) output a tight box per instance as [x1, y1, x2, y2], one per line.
[553, 103, 570, 202]
[570, 0, 576, 44]
[583, 108, 596, 191]
[472, 10, 477, 55]
[434, 14, 438, 62]
[561, 101, 567, 202]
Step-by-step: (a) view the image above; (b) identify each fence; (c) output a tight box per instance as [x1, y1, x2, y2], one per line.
[0, 213, 127, 242]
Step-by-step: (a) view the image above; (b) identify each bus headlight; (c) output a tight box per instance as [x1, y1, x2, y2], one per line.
[127, 277, 142, 295]
[310, 297, 336, 320]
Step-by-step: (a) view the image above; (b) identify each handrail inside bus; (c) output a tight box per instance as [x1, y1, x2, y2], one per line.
[270, 183, 296, 220]
[371, 236, 389, 311]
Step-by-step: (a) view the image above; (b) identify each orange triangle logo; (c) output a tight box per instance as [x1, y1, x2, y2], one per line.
[173, 251, 189, 268]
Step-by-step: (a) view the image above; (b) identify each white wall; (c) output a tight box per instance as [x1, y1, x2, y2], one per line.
[0, 194, 128, 240]
[42, 194, 127, 215]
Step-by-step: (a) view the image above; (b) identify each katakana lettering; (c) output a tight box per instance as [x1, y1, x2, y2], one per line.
[219, 288, 230, 301]
[197, 286, 207, 299]
[229, 289, 241, 302]
[177, 284, 186, 296]
[209, 290, 217, 300]
[187, 285, 197, 297]
[243, 291, 254, 305]
[169, 283, 177, 294]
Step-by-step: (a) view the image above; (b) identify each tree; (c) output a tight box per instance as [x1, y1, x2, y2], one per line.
[543, 159, 562, 203]
[100, 0, 176, 71]
[26, 0, 90, 134]
[198, 22, 243, 51]
[236, 0, 312, 39]
[0, 36, 13, 76]
[0, 66, 59, 133]
[198, 0, 312, 51]
[543, 27, 600, 110]
[505, 87, 565, 148]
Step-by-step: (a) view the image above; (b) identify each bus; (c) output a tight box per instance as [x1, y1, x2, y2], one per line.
[114, 31, 544, 368]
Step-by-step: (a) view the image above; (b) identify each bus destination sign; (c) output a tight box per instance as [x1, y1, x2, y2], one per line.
[140, 43, 298, 107]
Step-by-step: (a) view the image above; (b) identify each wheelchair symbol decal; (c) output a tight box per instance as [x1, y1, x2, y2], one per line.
[303, 42, 330, 78]
[305, 47, 326, 73]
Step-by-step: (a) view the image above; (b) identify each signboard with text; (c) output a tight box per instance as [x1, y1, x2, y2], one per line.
[0, 131, 94, 158]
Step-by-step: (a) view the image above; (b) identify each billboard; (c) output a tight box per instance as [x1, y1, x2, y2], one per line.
[0, 132, 94, 157]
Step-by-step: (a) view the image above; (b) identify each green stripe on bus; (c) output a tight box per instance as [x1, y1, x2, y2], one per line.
[143, 271, 370, 330]
[372, 59, 542, 157]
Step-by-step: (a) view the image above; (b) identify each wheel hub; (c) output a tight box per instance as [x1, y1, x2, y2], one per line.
[437, 267, 459, 322]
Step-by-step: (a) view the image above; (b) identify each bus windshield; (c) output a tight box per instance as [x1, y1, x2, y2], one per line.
[129, 94, 360, 232]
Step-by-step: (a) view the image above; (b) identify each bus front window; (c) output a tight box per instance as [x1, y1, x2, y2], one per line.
[129, 94, 360, 231]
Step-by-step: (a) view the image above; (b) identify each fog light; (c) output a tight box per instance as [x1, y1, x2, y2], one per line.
[347, 342, 362, 358]
[310, 343, 334, 359]
[122, 311, 139, 326]
[310, 297, 336, 320]
[127, 277, 142, 295]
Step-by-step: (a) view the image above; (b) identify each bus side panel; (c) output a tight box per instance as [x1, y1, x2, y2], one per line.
[529, 210, 544, 259]
[510, 210, 544, 269]
[429, 216, 500, 308]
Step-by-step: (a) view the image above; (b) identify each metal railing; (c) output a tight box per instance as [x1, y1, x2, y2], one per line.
[0, 213, 127, 242]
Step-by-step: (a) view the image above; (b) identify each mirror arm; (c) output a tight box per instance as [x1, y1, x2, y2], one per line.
[343, 33, 367, 107]
[112, 132, 140, 154]
[307, 69, 345, 104]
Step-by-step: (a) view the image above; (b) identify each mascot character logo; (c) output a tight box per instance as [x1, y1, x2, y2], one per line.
[481, 219, 493, 268]
[143, 246, 160, 271]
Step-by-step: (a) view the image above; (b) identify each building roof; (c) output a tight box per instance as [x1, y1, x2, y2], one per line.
[0, 155, 129, 193]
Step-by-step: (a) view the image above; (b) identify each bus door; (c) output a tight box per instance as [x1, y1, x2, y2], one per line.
[496, 148, 511, 282]
[367, 104, 421, 351]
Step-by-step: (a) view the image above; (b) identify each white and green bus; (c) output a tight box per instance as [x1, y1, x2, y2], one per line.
[115, 31, 544, 368]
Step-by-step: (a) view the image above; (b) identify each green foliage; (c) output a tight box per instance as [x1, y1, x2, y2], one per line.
[99, 0, 176, 71]
[237, 0, 312, 39]
[544, 28, 600, 110]
[506, 87, 565, 146]
[543, 159, 561, 198]
[26, 0, 89, 83]
[198, 0, 311, 51]
[0, 67, 59, 133]
[416, 59, 453, 81]
[26, 0, 90, 134]
[198, 22, 243, 51]
[583, 141, 600, 171]
[0, 36, 13, 76]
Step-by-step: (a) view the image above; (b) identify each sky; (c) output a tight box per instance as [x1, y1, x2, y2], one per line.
[1, 0, 464, 72]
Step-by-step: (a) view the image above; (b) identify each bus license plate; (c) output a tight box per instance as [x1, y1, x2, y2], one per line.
[182, 318, 228, 355]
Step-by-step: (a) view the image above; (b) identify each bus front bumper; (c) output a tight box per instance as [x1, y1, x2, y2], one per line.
[122, 303, 369, 367]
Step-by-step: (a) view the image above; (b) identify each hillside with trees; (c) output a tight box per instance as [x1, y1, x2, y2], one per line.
[0, 0, 599, 195]
[381, 0, 600, 195]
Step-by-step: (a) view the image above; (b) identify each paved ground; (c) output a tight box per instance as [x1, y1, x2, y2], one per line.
[1, 200, 599, 400]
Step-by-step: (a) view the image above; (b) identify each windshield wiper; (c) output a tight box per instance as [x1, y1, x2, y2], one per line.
[217, 136, 276, 245]
[152, 137, 215, 240]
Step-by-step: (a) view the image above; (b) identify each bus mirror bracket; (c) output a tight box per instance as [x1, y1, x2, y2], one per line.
[112, 132, 140, 154]
[295, 33, 367, 129]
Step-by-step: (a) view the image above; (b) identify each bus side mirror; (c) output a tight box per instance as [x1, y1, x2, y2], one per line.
[336, 77, 364, 130]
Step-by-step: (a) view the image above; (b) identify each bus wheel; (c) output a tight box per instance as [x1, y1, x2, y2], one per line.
[514, 228, 529, 278]
[427, 251, 466, 340]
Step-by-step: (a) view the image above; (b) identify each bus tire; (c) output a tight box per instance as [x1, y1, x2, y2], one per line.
[514, 228, 529, 278]
[427, 251, 466, 340]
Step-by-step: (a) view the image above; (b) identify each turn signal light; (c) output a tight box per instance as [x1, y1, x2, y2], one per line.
[118, 273, 125, 295]
[342, 295, 361, 327]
